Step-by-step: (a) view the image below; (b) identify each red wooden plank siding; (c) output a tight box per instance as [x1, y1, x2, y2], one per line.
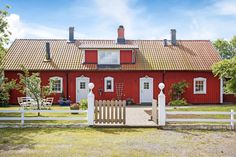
[5, 71, 221, 105]
[223, 94, 236, 102]
[120, 50, 133, 63]
[85, 50, 97, 63]
[164, 71, 220, 104]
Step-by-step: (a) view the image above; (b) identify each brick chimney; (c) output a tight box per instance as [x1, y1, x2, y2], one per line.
[117, 25, 126, 44]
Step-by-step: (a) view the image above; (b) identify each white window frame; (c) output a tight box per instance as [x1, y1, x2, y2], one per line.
[98, 49, 120, 65]
[50, 76, 63, 93]
[104, 76, 114, 92]
[193, 77, 207, 94]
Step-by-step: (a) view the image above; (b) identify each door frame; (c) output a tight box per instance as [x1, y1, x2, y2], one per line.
[139, 76, 153, 104]
[76, 75, 90, 103]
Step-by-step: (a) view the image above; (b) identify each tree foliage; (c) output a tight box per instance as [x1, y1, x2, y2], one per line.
[18, 65, 52, 114]
[213, 36, 236, 59]
[169, 81, 189, 100]
[0, 5, 11, 62]
[0, 68, 17, 106]
[212, 56, 236, 94]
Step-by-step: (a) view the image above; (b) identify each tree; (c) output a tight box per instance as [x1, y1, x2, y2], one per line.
[18, 66, 52, 115]
[0, 5, 14, 106]
[212, 56, 236, 94]
[213, 36, 236, 59]
[0, 68, 17, 106]
[0, 5, 11, 63]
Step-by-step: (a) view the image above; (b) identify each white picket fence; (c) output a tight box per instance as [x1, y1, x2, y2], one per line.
[0, 109, 88, 126]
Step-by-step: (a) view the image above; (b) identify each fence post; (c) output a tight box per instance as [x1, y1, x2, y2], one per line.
[231, 109, 234, 129]
[87, 83, 95, 126]
[158, 83, 166, 126]
[152, 99, 157, 123]
[21, 108, 24, 127]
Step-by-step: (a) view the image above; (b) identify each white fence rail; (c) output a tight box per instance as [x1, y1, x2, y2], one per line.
[166, 110, 235, 127]
[153, 83, 236, 129]
[0, 109, 88, 126]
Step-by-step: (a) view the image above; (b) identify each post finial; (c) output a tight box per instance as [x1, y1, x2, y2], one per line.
[158, 83, 165, 95]
[88, 83, 94, 90]
[88, 83, 95, 94]
[158, 83, 165, 90]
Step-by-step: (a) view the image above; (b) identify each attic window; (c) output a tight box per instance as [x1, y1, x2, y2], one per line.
[98, 50, 120, 65]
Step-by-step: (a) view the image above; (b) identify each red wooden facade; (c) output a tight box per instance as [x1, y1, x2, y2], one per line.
[6, 70, 221, 104]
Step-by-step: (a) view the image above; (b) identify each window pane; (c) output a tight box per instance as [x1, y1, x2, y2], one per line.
[52, 79, 61, 92]
[195, 80, 204, 92]
[80, 82, 86, 89]
[99, 52, 119, 64]
[144, 82, 149, 89]
[106, 80, 112, 90]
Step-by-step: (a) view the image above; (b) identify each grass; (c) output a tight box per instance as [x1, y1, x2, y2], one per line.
[0, 128, 236, 157]
[0, 105, 87, 125]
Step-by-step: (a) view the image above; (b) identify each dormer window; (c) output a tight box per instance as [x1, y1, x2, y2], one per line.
[98, 50, 120, 65]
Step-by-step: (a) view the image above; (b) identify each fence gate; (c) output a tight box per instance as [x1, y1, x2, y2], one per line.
[94, 100, 126, 124]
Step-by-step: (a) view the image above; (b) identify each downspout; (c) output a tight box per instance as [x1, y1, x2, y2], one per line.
[220, 78, 223, 104]
[66, 72, 69, 100]
[162, 70, 166, 94]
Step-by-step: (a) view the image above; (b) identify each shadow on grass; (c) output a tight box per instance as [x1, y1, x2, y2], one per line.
[0, 128, 37, 151]
[0, 128, 75, 151]
[170, 129, 201, 136]
[92, 127, 143, 135]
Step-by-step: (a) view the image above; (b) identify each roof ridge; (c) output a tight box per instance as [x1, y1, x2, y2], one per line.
[15, 39, 67, 41]
[14, 39, 211, 42]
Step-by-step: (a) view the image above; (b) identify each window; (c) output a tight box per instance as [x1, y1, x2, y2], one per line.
[50, 77, 63, 93]
[80, 82, 86, 89]
[104, 76, 114, 92]
[194, 77, 206, 94]
[144, 82, 149, 89]
[98, 50, 120, 65]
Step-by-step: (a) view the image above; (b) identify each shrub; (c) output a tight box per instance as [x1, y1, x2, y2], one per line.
[70, 103, 80, 110]
[169, 99, 188, 106]
[0, 76, 17, 106]
[80, 99, 88, 110]
[169, 81, 189, 100]
[126, 98, 134, 105]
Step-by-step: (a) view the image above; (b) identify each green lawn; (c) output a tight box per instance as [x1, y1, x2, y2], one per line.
[0, 128, 236, 157]
[0, 106, 87, 125]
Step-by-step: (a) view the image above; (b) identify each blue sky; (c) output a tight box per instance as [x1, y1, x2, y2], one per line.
[1, 0, 236, 42]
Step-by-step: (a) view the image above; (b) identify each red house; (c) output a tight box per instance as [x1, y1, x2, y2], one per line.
[3, 25, 222, 104]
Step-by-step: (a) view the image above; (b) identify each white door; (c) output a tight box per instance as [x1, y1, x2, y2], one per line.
[140, 76, 153, 103]
[76, 76, 90, 102]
